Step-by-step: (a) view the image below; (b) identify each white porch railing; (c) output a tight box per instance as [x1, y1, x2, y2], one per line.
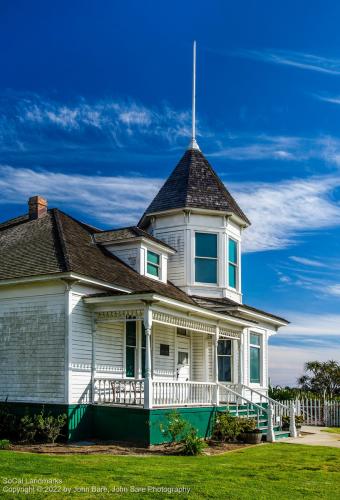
[153, 381, 215, 407]
[94, 378, 144, 406]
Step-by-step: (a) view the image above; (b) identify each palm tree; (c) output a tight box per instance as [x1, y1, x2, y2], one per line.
[298, 360, 340, 399]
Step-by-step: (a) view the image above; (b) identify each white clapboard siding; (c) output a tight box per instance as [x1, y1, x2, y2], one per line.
[95, 322, 124, 378]
[155, 230, 185, 284]
[191, 334, 205, 381]
[0, 289, 66, 403]
[69, 292, 93, 403]
[153, 323, 176, 379]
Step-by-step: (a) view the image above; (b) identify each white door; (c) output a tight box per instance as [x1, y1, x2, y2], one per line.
[176, 336, 190, 381]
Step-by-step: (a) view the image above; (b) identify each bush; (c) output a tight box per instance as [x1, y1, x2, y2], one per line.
[36, 411, 67, 444]
[0, 439, 10, 450]
[213, 412, 258, 442]
[160, 411, 188, 445]
[19, 415, 38, 443]
[181, 427, 206, 456]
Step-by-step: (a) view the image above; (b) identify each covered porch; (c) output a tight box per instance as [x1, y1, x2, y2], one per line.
[85, 292, 255, 409]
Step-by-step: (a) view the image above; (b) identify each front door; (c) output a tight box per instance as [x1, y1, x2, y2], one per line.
[176, 336, 190, 381]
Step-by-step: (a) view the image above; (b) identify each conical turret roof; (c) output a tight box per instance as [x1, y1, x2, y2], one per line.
[139, 148, 250, 227]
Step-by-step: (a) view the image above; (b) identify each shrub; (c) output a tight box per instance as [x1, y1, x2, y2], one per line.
[181, 427, 206, 456]
[36, 412, 67, 444]
[213, 412, 241, 442]
[238, 417, 257, 434]
[160, 410, 188, 445]
[0, 439, 10, 450]
[0, 404, 17, 440]
[19, 415, 38, 443]
[213, 412, 258, 442]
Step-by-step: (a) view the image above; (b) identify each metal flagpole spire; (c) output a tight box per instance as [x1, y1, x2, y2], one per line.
[189, 40, 200, 150]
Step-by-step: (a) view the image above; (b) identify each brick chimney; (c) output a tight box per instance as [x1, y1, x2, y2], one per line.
[28, 196, 48, 220]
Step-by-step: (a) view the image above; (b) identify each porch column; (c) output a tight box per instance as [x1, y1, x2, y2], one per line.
[214, 327, 220, 405]
[143, 305, 153, 409]
[238, 330, 244, 389]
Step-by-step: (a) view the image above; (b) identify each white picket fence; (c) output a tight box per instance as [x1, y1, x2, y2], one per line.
[280, 399, 340, 426]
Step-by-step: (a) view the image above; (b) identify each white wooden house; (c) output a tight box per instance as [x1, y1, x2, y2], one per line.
[0, 144, 292, 444]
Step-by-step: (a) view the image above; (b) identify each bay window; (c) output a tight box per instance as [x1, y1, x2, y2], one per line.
[228, 238, 238, 289]
[195, 232, 218, 284]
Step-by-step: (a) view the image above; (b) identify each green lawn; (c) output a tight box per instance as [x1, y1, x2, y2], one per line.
[321, 428, 340, 434]
[0, 444, 339, 499]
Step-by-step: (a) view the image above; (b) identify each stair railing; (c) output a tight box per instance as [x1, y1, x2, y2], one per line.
[218, 383, 295, 442]
[238, 383, 290, 427]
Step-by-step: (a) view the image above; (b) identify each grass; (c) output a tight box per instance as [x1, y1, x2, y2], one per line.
[0, 443, 340, 499]
[321, 428, 340, 434]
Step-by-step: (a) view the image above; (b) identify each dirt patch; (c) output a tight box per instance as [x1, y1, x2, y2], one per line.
[9, 440, 250, 456]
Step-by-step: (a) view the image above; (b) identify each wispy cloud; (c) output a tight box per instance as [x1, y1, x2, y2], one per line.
[1, 166, 340, 253]
[289, 256, 326, 268]
[238, 49, 340, 75]
[231, 176, 340, 252]
[0, 92, 194, 155]
[0, 165, 162, 225]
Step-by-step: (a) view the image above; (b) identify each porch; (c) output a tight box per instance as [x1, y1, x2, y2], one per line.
[85, 294, 252, 410]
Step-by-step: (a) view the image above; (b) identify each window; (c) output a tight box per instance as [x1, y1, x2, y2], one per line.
[195, 233, 218, 284]
[177, 328, 188, 336]
[250, 333, 261, 383]
[126, 321, 136, 377]
[228, 238, 238, 289]
[126, 321, 146, 378]
[160, 344, 170, 356]
[217, 339, 232, 382]
[147, 250, 160, 278]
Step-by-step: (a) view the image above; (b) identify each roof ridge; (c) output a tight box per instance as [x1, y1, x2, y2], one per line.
[52, 209, 72, 272]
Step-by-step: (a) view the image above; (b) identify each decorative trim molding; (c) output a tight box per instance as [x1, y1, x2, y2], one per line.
[96, 309, 144, 322]
[219, 328, 241, 340]
[152, 311, 216, 334]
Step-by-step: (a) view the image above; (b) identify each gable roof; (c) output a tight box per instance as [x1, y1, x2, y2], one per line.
[139, 148, 250, 227]
[94, 226, 175, 252]
[0, 209, 195, 305]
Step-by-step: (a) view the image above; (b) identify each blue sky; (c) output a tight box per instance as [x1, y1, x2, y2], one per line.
[1, 0, 340, 385]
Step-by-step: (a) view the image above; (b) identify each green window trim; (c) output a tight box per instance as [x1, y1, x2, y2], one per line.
[228, 238, 238, 289]
[250, 333, 261, 383]
[195, 232, 218, 284]
[147, 250, 160, 278]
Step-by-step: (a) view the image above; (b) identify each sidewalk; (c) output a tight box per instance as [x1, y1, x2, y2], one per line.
[281, 426, 340, 448]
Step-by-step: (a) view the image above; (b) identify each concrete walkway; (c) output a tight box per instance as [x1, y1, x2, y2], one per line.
[281, 426, 340, 448]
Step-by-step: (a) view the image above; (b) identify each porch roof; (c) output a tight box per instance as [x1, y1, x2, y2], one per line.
[84, 291, 256, 330]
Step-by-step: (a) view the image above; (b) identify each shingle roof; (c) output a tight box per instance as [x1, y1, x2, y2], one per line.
[139, 148, 250, 226]
[192, 296, 288, 324]
[0, 209, 195, 305]
[94, 226, 175, 252]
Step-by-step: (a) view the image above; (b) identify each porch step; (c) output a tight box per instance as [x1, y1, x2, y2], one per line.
[273, 430, 290, 440]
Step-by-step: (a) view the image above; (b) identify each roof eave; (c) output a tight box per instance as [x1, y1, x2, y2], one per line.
[226, 305, 289, 327]
[139, 207, 250, 228]
[98, 236, 176, 254]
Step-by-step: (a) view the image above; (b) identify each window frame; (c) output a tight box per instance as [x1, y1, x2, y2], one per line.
[194, 231, 219, 285]
[146, 249, 161, 279]
[217, 339, 233, 383]
[249, 333, 261, 384]
[125, 320, 147, 379]
[228, 237, 239, 290]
